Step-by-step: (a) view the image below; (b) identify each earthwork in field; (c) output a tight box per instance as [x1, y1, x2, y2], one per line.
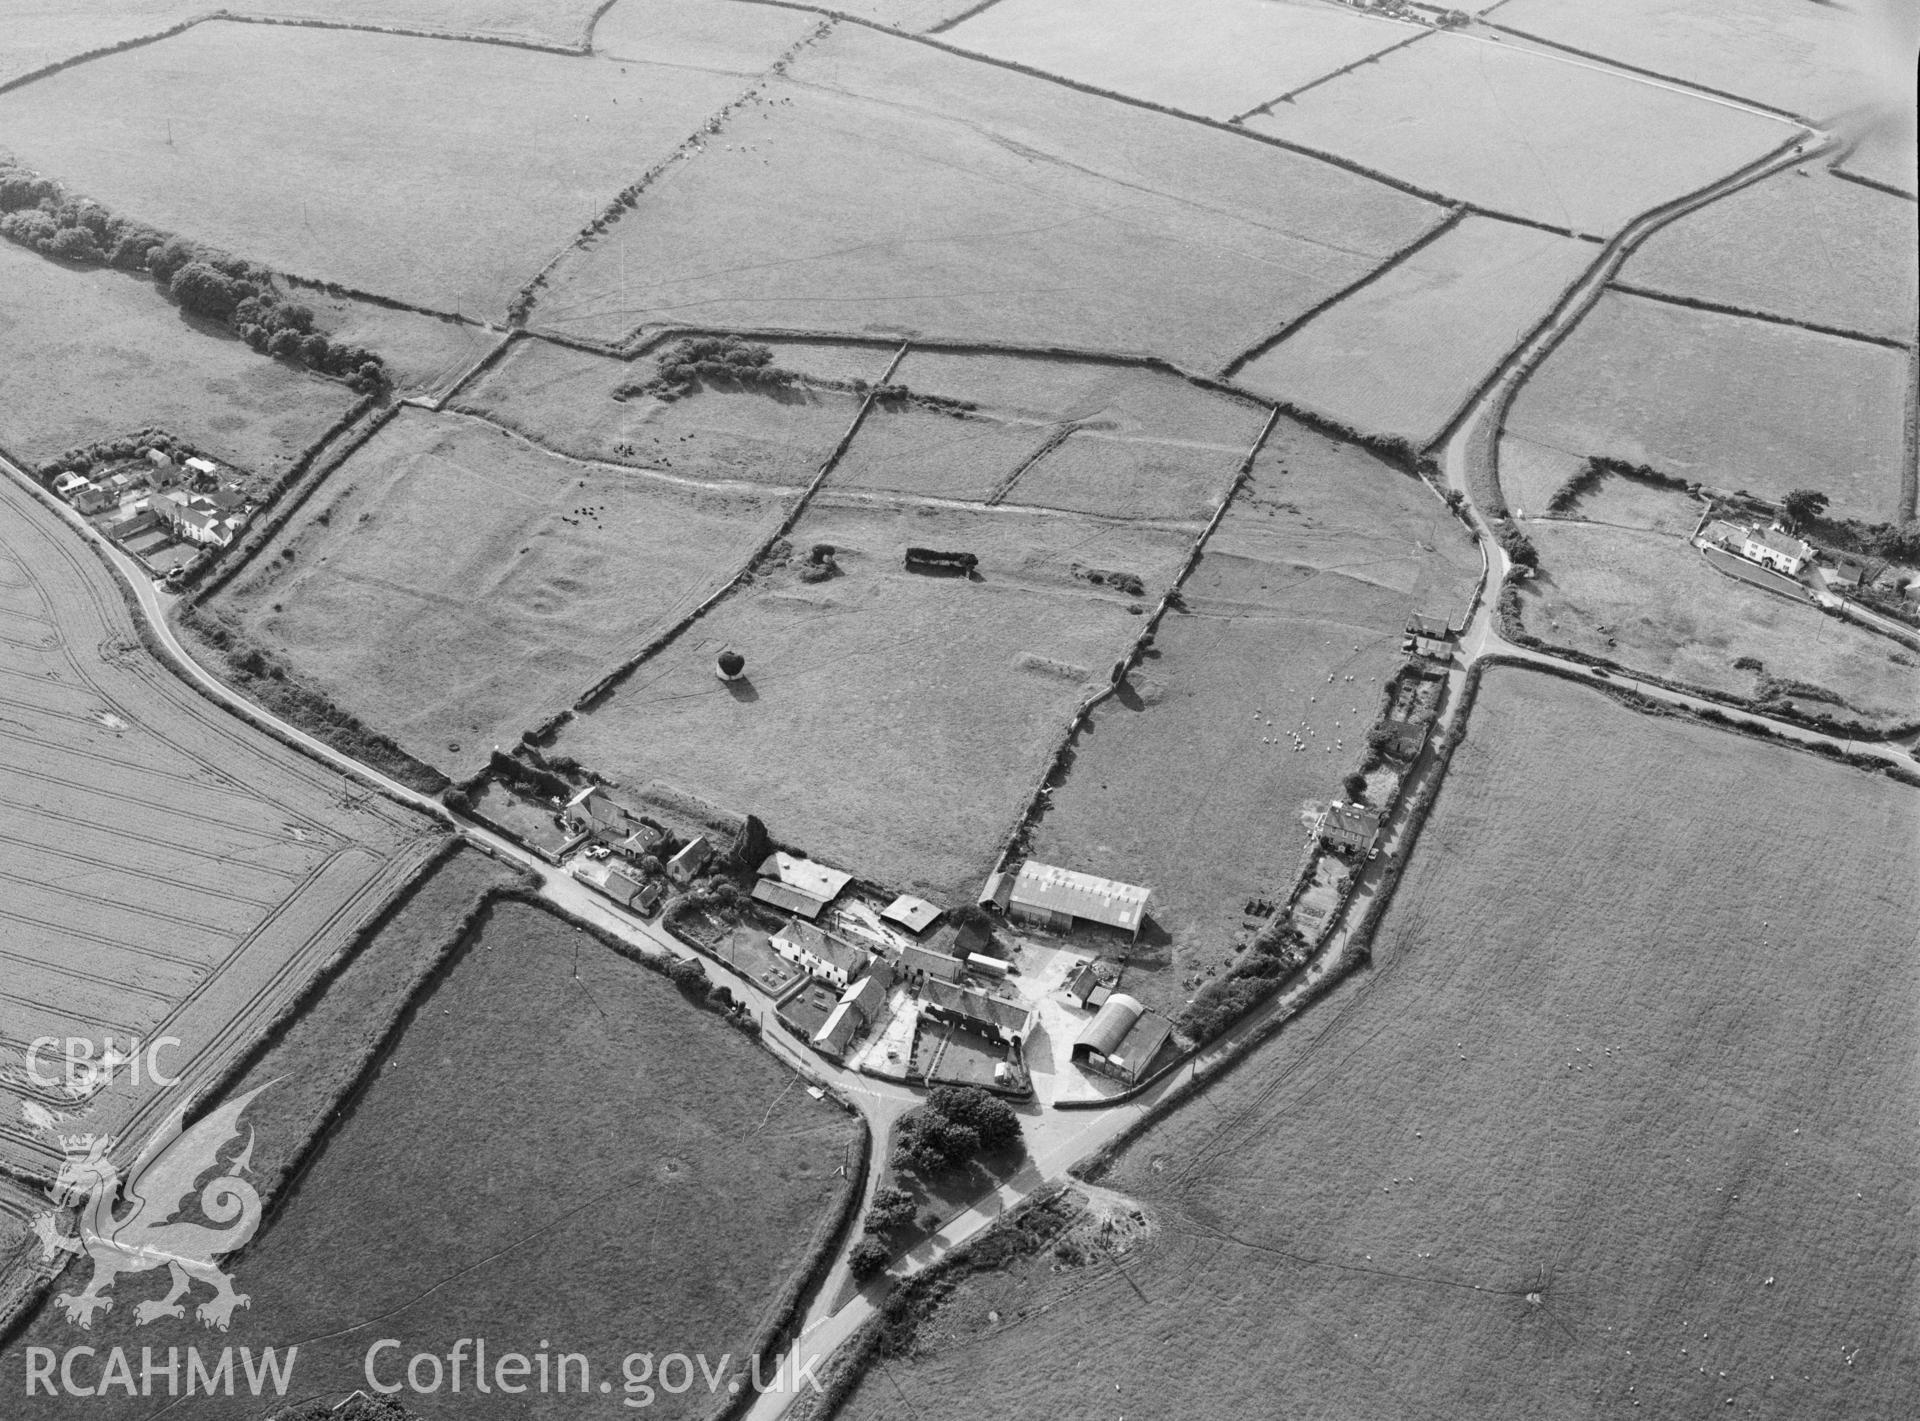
[1620, 166, 1918, 343]
[1234, 215, 1598, 446]
[1022, 421, 1480, 1019]
[10, 899, 860, 1420]
[0, 241, 362, 481]
[1511, 476, 1920, 730]
[452, 334, 894, 489]
[1502, 290, 1910, 521]
[829, 668, 1920, 1421]
[204, 406, 789, 780]
[942, 0, 1417, 121]
[1245, 30, 1796, 235]
[531, 23, 1443, 365]
[0, 471, 438, 1182]
[549, 497, 1201, 900]
[0, 13, 812, 318]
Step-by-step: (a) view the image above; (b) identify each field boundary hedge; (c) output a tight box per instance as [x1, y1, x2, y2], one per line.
[1501, 567, 1920, 742]
[567, 342, 909, 714]
[1480, 21, 1809, 124]
[0, 13, 217, 98]
[1479, 656, 1920, 786]
[1826, 157, 1917, 203]
[1220, 204, 1467, 379]
[513, 20, 833, 326]
[1608, 280, 1912, 351]
[1230, 23, 1437, 121]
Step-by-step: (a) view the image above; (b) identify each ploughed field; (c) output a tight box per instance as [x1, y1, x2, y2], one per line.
[204, 407, 788, 782]
[1023, 421, 1480, 1019]
[10, 899, 859, 1421]
[532, 22, 1442, 365]
[0, 471, 438, 1182]
[831, 668, 1920, 1421]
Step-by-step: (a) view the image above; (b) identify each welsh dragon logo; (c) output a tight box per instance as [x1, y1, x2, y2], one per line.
[24, 1083, 271, 1330]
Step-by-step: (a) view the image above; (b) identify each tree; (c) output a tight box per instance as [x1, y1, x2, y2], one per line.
[847, 1238, 891, 1282]
[269, 327, 304, 359]
[1342, 772, 1369, 802]
[667, 956, 707, 991]
[863, 1185, 916, 1234]
[928, 1086, 1022, 1152]
[45, 225, 102, 263]
[170, 261, 245, 321]
[1781, 489, 1829, 527]
[147, 236, 202, 285]
[299, 332, 332, 367]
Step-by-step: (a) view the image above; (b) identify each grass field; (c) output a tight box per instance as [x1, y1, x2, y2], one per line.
[1491, 0, 1887, 121]
[207, 407, 786, 780]
[533, 23, 1441, 365]
[453, 336, 889, 489]
[0, 241, 360, 479]
[1519, 517, 1920, 728]
[1236, 215, 1596, 444]
[0, 19, 770, 318]
[1622, 168, 1918, 343]
[943, 0, 1415, 120]
[1246, 31, 1795, 234]
[1837, 117, 1918, 195]
[833, 668, 1920, 1421]
[827, 405, 1053, 502]
[549, 496, 1196, 898]
[0, 470, 438, 1184]
[1006, 429, 1245, 521]
[308, 295, 501, 401]
[1504, 291, 1910, 520]
[1022, 420, 1480, 1018]
[12, 899, 859, 1420]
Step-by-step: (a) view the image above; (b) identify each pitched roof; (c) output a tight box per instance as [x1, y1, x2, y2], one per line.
[921, 978, 1032, 1037]
[1406, 613, 1455, 638]
[773, 918, 870, 976]
[1321, 803, 1383, 841]
[1008, 861, 1150, 932]
[1747, 526, 1811, 560]
[839, 973, 889, 1021]
[753, 878, 826, 920]
[902, 943, 963, 980]
[756, 852, 851, 905]
[1064, 961, 1102, 1002]
[812, 1000, 860, 1052]
[1701, 520, 1747, 546]
[881, 894, 943, 934]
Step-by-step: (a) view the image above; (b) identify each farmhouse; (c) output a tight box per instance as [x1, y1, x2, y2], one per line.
[70, 483, 115, 515]
[919, 977, 1035, 1048]
[1317, 802, 1384, 854]
[1071, 992, 1173, 1085]
[988, 860, 1152, 939]
[1741, 526, 1812, 576]
[770, 918, 871, 987]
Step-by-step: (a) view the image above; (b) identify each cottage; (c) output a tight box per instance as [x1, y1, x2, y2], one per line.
[993, 861, 1151, 940]
[1405, 612, 1456, 641]
[1317, 802, 1383, 854]
[1071, 993, 1173, 1084]
[665, 835, 712, 884]
[70, 484, 116, 515]
[1740, 526, 1812, 577]
[770, 918, 871, 987]
[901, 942, 964, 983]
[170, 505, 232, 547]
[919, 977, 1034, 1048]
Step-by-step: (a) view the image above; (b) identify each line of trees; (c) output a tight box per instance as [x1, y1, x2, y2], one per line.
[0, 154, 386, 393]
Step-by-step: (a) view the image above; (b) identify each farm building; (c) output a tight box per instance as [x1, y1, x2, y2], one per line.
[1817, 557, 1870, 590]
[578, 859, 655, 913]
[1071, 993, 1174, 1084]
[756, 852, 852, 914]
[919, 978, 1035, 1048]
[812, 1001, 861, 1056]
[1317, 802, 1384, 854]
[902, 942, 965, 982]
[881, 894, 944, 935]
[1379, 717, 1431, 761]
[1699, 519, 1748, 549]
[183, 456, 220, 478]
[840, 969, 891, 1025]
[1406, 612, 1457, 641]
[70, 484, 115, 515]
[770, 918, 871, 987]
[988, 861, 1152, 939]
[665, 835, 712, 883]
[1740, 526, 1813, 576]
[752, 879, 828, 919]
[1063, 961, 1109, 1009]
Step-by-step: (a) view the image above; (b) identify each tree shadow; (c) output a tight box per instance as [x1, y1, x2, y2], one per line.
[723, 676, 758, 703]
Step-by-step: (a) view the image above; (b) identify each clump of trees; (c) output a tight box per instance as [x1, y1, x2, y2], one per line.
[797, 542, 838, 583]
[1495, 522, 1538, 569]
[889, 1087, 1023, 1177]
[619, 336, 796, 402]
[1179, 919, 1311, 1042]
[846, 1237, 892, 1282]
[489, 748, 571, 801]
[0, 154, 386, 393]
